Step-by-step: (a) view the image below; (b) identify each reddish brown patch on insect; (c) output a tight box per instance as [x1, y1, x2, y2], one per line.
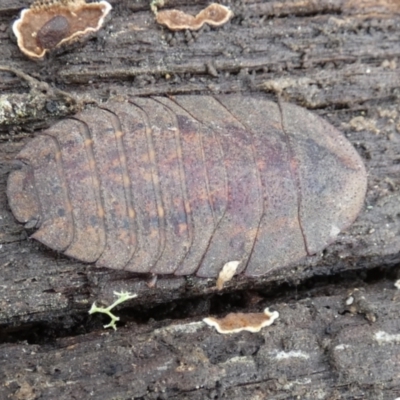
[7, 95, 367, 278]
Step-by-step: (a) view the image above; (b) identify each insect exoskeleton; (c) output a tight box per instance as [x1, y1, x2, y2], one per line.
[7, 95, 367, 278]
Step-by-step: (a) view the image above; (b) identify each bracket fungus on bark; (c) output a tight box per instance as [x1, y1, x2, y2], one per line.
[12, 0, 112, 60]
[203, 308, 279, 334]
[156, 3, 233, 31]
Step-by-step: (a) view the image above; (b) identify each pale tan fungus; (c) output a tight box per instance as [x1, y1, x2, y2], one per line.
[216, 260, 240, 290]
[13, 0, 112, 60]
[156, 3, 233, 31]
[203, 307, 279, 334]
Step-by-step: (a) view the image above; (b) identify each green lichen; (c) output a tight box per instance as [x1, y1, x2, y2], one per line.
[89, 291, 137, 330]
[150, 0, 164, 15]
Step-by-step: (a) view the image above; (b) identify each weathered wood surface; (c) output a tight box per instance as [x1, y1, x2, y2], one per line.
[2, 281, 400, 400]
[0, 0, 400, 398]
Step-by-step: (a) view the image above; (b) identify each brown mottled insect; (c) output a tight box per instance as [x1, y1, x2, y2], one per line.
[7, 95, 367, 278]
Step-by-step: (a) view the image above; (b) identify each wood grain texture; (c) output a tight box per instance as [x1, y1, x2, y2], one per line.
[1, 281, 400, 399]
[0, 0, 400, 398]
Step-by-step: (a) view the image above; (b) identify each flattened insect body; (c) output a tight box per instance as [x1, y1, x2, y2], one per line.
[7, 95, 367, 278]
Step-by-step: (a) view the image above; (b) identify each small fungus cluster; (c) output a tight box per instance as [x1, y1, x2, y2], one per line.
[204, 308, 279, 334]
[13, 0, 112, 60]
[156, 3, 233, 31]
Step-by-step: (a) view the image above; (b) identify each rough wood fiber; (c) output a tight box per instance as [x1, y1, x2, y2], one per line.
[1, 281, 400, 399]
[1, 0, 400, 398]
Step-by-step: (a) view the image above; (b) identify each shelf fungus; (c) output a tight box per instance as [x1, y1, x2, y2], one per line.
[203, 308, 279, 334]
[12, 0, 112, 60]
[156, 3, 233, 31]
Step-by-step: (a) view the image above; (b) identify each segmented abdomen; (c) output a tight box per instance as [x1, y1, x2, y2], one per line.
[7, 95, 367, 278]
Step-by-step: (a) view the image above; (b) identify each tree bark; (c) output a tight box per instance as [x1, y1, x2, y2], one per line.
[1, 0, 400, 398]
